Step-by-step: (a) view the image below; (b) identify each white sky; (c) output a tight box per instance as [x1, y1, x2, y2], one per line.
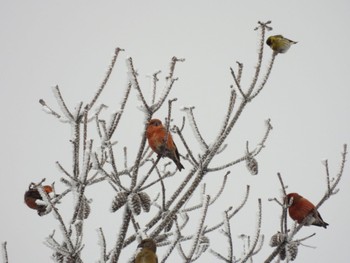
[1, 0, 350, 262]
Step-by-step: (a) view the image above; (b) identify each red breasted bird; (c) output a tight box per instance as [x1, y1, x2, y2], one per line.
[134, 238, 158, 263]
[286, 193, 328, 228]
[24, 185, 54, 215]
[266, 35, 297, 54]
[146, 119, 184, 171]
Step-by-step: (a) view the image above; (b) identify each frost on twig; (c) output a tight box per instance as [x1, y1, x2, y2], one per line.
[174, 125, 198, 166]
[88, 47, 124, 111]
[39, 99, 62, 119]
[97, 228, 108, 263]
[216, 86, 237, 140]
[127, 57, 150, 113]
[207, 119, 272, 172]
[160, 232, 181, 263]
[209, 208, 236, 263]
[240, 199, 263, 263]
[181, 106, 209, 151]
[181, 171, 229, 213]
[186, 195, 210, 261]
[1, 242, 8, 263]
[110, 207, 132, 262]
[52, 85, 74, 121]
[210, 199, 263, 263]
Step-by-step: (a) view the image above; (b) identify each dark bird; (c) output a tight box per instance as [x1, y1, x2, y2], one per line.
[24, 185, 54, 215]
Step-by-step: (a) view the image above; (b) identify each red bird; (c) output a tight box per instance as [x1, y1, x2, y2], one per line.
[24, 185, 54, 215]
[146, 119, 184, 171]
[285, 193, 328, 228]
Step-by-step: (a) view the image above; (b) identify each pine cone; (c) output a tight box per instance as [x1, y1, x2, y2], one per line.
[287, 241, 298, 261]
[138, 192, 151, 212]
[111, 191, 128, 212]
[279, 247, 286, 260]
[128, 193, 141, 215]
[162, 211, 177, 232]
[197, 236, 210, 254]
[246, 156, 258, 175]
[78, 197, 91, 220]
[269, 232, 285, 247]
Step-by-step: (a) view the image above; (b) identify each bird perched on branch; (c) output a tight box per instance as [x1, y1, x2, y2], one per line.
[146, 119, 184, 171]
[134, 238, 158, 263]
[266, 35, 297, 53]
[286, 193, 328, 228]
[24, 184, 55, 215]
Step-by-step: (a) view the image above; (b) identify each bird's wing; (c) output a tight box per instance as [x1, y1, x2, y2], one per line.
[173, 141, 181, 161]
[290, 198, 315, 222]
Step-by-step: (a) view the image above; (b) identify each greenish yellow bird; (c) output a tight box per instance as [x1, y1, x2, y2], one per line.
[266, 35, 297, 54]
[135, 238, 158, 263]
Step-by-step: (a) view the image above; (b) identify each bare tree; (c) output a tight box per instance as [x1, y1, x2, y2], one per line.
[4, 21, 347, 263]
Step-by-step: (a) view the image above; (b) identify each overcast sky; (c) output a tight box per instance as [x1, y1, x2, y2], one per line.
[1, 0, 350, 262]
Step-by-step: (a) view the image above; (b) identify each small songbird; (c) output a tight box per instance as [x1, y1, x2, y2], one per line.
[146, 119, 184, 171]
[24, 185, 54, 215]
[286, 193, 328, 228]
[266, 35, 297, 54]
[134, 238, 158, 263]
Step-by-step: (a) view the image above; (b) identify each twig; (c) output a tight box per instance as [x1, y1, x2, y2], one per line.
[108, 82, 132, 137]
[166, 56, 185, 80]
[249, 52, 277, 101]
[97, 228, 108, 263]
[181, 171, 229, 212]
[39, 99, 62, 119]
[127, 57, 150, 113]
[207, 118, 272, 172]
[52, 85, 74, 121]
[230, 67, 246, 99]
[1, 242, 8, 263]
[174, 126, 198, 166]
[182, 106, 209, 150]
[109, 207, 132, 263]
[205, 185, 250, 233]
[187, 195, 210, 261]
[217, 87, 237, 139]
[135, 155, 162, 191]
[88, 47, 124, 110]
[138, 171, 173, 192]
[152, 70, 161, 104]
[241, 199, 262, 263]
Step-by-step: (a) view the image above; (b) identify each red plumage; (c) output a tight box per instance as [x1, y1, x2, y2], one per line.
[24, 185, 54, 214]
[286, 193, 328, 228]
[146, 119, 184, 171]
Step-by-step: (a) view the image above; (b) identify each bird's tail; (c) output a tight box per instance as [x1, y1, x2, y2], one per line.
[175, 160, 184, 171]
[313, 220, 329, 229]
[313, 212, 329, 228]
